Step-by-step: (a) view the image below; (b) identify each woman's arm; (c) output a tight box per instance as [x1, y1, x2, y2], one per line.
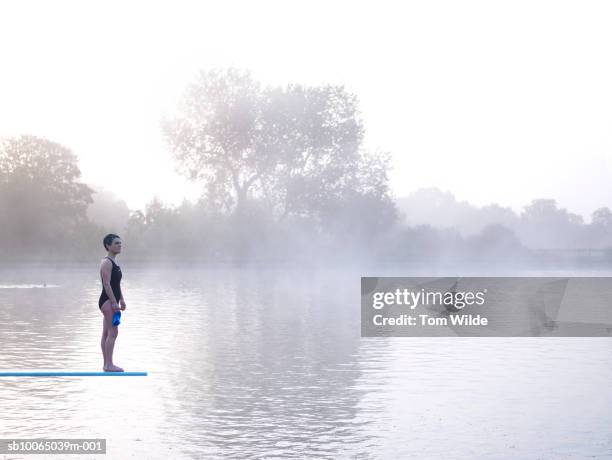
[119, 288, 126, 309]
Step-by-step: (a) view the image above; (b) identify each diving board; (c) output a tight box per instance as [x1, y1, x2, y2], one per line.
[0, 371, 147, 377]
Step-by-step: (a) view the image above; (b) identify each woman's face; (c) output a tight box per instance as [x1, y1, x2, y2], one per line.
[109, 238, 122, 254]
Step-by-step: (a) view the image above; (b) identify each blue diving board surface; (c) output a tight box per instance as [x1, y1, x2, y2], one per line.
[0, 371, 147, 377]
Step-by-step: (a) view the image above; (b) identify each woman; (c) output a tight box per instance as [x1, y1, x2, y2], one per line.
[99, 233, 126, 372]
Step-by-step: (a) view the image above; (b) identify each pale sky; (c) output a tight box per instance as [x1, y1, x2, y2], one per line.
[1, 0, 610, 221]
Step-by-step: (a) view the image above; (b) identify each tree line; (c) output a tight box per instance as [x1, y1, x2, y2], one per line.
[0, 67, 610, 264]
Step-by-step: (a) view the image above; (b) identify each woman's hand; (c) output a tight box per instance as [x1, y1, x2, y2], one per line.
[111, 302, 120, 311]
[120, 299, 126, 310]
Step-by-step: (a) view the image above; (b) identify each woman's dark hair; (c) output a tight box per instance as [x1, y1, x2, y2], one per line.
[103, 234, 121, 251]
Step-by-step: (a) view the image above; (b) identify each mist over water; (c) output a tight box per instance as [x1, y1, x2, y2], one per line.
[0, 63, 608, 457]
[1, 264, 611, 459]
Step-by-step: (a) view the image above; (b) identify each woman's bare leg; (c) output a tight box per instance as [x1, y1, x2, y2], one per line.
[100, 308, 108, 369]
[101, 300, 123, 372]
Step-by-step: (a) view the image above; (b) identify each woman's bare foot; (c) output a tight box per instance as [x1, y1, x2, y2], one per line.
[104, 364, 124, 372]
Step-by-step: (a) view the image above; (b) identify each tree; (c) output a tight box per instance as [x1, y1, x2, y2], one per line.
[161, 68, 264, 216]
[519, 199, 585, 248]
[396, 187, 520, 236]
[254, 82, 365, 222]
[589, 207, 612, 248]
[466, 223, 524, 259]
[592, 207, 612, 228]
[0, 135, 93, 252]
[161, 67, 393, 229]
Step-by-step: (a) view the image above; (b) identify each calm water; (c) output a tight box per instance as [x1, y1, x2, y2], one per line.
[0, 264, 611, 459]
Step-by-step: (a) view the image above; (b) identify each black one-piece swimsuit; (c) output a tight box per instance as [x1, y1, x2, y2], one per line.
[98, 256, 122, 309]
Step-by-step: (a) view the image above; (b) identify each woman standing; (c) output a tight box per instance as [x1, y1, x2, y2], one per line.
[99, 233, 126, 372]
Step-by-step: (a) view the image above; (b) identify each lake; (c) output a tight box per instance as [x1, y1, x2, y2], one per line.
[1, 263, 611, 459]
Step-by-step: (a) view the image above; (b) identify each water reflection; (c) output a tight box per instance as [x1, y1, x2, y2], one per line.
[0, 265, 611, 459]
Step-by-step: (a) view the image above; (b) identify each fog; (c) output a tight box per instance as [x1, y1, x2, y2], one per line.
[0, 2, 611, 270]
[2, 3, 612, 459]
[0, 67, 610, 269]
[1, 1, 612, 214]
